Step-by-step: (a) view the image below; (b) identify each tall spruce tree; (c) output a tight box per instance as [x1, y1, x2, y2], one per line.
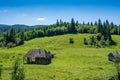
[91, 22, 93, 26]
[56, 19, 60, 26]
[76, 20, 79, 26]
[60, 19, 63, 26]
[70, 18, 77, 33]
[94, 21, 97, 25]
[106, 20, 112, 41]
[9, 28, 16, 43]
[97, 18, 103, 33]
[19, 31, 24, 45]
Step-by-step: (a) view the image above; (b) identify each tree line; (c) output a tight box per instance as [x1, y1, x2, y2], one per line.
[83, 19, 116, 47]
[0, 18, 120, 48]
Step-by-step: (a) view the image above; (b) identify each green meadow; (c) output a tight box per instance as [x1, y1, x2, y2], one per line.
[0, 34, 120, 80]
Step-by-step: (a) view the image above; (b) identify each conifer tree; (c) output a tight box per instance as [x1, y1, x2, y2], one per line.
[56, 19, 60, 26]
[97, 18, 102, 33]
[70, 18, 77, 33]
[76, 20, 79, 26]
[94, 21, 97, 25]
[9, 28, 16, 43]
[91, 22, 93, 26]
[60, 19, 63, 26]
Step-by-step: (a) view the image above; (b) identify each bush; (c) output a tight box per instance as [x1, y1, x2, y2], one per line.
[83, 34, 112, 48]
[96, 33, 102, 41]
[11, 57, 25, 80]
[83, 38, 88, 45]
[6, 42, 16, 48]
[15, 38, 24, 46]
[69, 38, 74, 44]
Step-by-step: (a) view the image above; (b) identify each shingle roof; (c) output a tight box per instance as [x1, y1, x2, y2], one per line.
[24, 49, 53, 59]
[108, 51, 119, 57]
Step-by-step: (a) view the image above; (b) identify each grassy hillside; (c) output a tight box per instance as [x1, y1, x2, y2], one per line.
[0, 34, 120, 80]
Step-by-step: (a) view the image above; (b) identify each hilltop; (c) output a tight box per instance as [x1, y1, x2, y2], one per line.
[0, 34, 120, 80]
[0, 24, 45, 33]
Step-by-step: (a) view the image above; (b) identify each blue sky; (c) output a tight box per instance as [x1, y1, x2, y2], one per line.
[0, 0, 120, 25]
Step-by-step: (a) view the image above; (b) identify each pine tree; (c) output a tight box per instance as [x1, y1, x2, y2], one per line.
[87, 22, 90, 26]
[90, 22, 93, 26]
[70, 18, 77, 33]
[83, 21, 85, 25]
[60, 19, 63, 26]
[97, 18, 102, 33]
[103, 21, 107, 40]
[76, 20, 79, 26]
[106, 20, 112, 41]
[94, 21, 97, 26]
[56, 19, 59, 26]
[18, 31, 24, 45]
[9, 28, 16, 43]
[110, 22, 114, 30]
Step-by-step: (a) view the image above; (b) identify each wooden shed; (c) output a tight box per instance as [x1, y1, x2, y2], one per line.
[24, 49, 54, 64]
[108, 51, 120, 62]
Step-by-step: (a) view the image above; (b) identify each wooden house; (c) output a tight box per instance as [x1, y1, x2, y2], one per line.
[24, 49, 54, 64]
[108, 51, 120, 62]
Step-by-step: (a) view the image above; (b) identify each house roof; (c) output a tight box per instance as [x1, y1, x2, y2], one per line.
[24, 49, 53, 59]
[108, 51, 120, 62]
[108, 51, 119, 57]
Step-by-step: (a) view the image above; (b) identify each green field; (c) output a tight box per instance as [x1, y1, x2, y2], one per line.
[0, 34, 120, 80]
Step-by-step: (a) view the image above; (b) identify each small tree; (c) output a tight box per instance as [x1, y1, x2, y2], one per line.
[56, 19, 60, 26]
[69, 38, 74, 44]
[88, 36, 95, 46]
[83, 38, 88, 45]
[7, 42, 16, 48]
[11, 57, 25, 80]
[70, 18, 77, 33]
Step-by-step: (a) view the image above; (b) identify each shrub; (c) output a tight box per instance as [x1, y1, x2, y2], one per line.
[83, 33, 113, 48]
[6, 42, 16, 48]
[83, 38, 88, 45]
[11, 57, 25, 80]
[69, 38, 74, 44]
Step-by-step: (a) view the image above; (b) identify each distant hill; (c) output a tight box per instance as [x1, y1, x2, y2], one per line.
[0, 24, 45, 33]
[0, 24, 10, 33]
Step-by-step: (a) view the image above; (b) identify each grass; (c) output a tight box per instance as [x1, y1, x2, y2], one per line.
[0, 34, 120, 80]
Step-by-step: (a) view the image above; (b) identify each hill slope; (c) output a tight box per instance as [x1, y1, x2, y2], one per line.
[0, 34, 120, 80]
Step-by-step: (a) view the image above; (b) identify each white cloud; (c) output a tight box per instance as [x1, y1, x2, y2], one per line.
[36, 17, 46, 21]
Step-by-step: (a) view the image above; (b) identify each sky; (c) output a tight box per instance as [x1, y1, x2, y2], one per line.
[0, 0, 120, 25]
